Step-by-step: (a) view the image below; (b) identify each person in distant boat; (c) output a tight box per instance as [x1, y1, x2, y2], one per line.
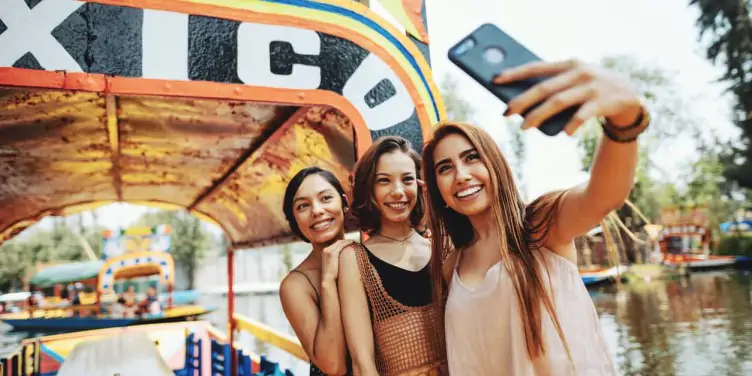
[139, 285, 161, 316]
[26, 289, 43, 309]
[339, 136, 447, 376]
[111, 296, 127, 319]
[70, 288, 82, 317]
[122, 285, 138, 318]
[422, 59, 650, 375]
[280, 167, 354, 376]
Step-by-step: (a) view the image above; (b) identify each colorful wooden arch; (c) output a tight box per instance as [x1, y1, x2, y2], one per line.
[98, 251, 175, 293]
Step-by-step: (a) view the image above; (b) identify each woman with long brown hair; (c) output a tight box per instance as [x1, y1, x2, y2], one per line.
[423, 59, 650, 375]
[338, 136, 447, 376]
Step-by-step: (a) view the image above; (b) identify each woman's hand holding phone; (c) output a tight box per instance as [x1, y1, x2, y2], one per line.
[494, 59, 643, 136]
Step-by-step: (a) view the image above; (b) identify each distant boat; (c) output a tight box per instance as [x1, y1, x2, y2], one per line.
[580, 265, 629, 286]
[663, 254, 737, 270]
[0, 252, 212, 332]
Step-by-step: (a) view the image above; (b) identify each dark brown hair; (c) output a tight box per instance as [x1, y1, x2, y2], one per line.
[422, 122, 572, 363]
[282, 167, 348, 243]
[351, 136, 424, 234]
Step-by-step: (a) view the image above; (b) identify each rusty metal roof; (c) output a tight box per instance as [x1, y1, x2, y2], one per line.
[0, 87, 356, 248]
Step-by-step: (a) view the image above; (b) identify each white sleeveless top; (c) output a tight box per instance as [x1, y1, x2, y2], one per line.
[444, 248, 616, 376]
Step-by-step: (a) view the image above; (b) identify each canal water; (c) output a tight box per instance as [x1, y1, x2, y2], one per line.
[3, 269, 752, 375]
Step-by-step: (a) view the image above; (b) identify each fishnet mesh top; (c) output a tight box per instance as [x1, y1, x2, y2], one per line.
[353, 245, 447, 376]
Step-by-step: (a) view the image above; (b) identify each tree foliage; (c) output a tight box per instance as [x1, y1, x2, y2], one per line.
[690, 0, 752, 189]
[578, 55, 747, 251]
[0, 214, 106, 291]
[136, 210, 215, 289]
[440, 74, 475, 122]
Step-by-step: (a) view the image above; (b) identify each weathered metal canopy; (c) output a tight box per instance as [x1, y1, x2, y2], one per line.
[0, 0, 443, 248]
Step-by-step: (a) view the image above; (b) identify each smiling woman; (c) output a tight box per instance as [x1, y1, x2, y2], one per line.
[279, 167, 354, 376]
[338, 136, 447, 376]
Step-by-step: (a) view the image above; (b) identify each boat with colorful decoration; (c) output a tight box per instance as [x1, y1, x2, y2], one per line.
[656, 207, 739, 271]
[0, 0, 439, 374]
[0, 233, 212, 332]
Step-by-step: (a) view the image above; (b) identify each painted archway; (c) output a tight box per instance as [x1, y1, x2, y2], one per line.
[0, 0, 444, 248]
[98, 251, 175, 293]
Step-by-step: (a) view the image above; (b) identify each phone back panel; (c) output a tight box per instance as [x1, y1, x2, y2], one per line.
[448, 23, 575, 136]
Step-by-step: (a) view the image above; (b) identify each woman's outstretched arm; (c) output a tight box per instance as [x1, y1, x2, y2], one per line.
[338, 248, 380, 376]
[496, 59, 644, 257]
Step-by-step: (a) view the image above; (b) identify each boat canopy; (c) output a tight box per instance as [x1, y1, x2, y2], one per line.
[98, 251, 175, 293]
[719, 220, 752, 234]
[0, 0, 442, 249]
[29, 260, 104, 288]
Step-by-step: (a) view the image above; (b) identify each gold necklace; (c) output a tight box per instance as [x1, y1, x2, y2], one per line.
[376, 230, 416, 245]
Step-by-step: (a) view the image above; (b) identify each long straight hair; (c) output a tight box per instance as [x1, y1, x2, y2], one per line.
[423, 122, 572, 363]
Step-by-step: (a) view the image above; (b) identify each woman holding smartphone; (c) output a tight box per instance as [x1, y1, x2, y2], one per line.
[423, 59, 649, 375]
[279, 167, 354, 375]
[338, 136, 447, 376]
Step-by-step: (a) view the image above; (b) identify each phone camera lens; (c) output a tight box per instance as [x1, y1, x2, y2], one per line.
[483, 47, 505, 65]
[454, 37, 476, 56]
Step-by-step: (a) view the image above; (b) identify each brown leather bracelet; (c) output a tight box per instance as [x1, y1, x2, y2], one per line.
[599, 103, 651, 143]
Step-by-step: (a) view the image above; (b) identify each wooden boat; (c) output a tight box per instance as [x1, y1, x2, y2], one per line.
[0, 0, 439, 373]
[655, 209, 739, 271]
[0, 321, 293, 376]
[580, 265, 629, 286]
[662, 254, 738, 271]
[0, 251, 213, 332]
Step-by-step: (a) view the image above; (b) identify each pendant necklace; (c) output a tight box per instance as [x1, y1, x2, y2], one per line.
[376, 230, 416, 245]
[377, 231, 416, 267]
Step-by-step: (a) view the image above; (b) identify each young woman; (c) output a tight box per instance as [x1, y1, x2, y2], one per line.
[279, 167, 354, 376]
[423, 59, 650, 375]
[339, 136, 447, 376]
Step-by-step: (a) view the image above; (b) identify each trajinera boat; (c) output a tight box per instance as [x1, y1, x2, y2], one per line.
[0, 0, 441, 374]
[0, 225, 211, 332]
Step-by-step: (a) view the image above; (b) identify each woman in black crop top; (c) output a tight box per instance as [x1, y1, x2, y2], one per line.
[338, 136, 447, 376]
[279, 167, 354, 376]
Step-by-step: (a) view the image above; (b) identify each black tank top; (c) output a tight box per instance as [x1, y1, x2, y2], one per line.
[364, 246, 432, 307]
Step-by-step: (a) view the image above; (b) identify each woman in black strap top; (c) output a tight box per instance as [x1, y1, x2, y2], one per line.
[338, 136, 447, 376]
[280, 167, 354, 376]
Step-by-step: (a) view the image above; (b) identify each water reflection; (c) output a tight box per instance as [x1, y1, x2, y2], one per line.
[207, 271, 752, 376]
[592, 270, 752, 376]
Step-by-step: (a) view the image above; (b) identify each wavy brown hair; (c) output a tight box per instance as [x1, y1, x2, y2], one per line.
[351, 135, 425, 234]
[423, 122, 572, 363]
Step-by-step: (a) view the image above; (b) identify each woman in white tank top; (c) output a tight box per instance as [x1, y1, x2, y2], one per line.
[421, 59, 651, 375]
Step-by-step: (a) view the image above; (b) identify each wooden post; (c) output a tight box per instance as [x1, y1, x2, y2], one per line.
[227, 246, 237, 376]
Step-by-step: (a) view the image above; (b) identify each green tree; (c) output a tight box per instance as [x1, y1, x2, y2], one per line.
[0, 216, 105, 289]
[136, 210, 214, 289]
[690, 0, 752, 189]
[578, 57, 698, 222]
[0, 240, 33, 291]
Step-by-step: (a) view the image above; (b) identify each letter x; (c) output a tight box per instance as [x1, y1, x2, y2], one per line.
[0, 0, 85, 71]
